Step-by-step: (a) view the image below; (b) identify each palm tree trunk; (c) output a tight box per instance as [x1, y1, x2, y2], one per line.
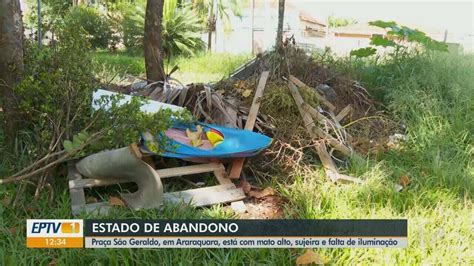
[144, 0, 165, 82]
[207, 0, 215, 51]
[207, 28, 212, 51]
[276, 0, 285, 48]
[0, 0, 24, 148]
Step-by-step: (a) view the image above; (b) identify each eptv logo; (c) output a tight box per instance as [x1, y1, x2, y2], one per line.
[27, 219, 83, 248]
[31, 221, 81, 234]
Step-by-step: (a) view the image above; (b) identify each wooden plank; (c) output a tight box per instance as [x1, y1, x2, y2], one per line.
[70, 163, 245, 216]
[288, 81, 351, 156]
[129, 143, 143, 159]
[214, 168, 247, 213]
[69, 163, 226, 189]
[244, 71, 270, 130]
[302, 102, 330, 124]
[315, 142, 339, 182]
[289, 75, 336, 112]
[224, 99, 238, 128]
[213, 169, 231, 185]
[72, 202, 110, 216]
[288, 81, 322, 140]
[315, 143, 362, 184]
[67, 162, 86, 210]
[228, 158, 245, 179]
[304, 103, 353, 142]
[337, 173, 364, 184]
[69, 178, 128, 189]
[335, 105, 352, 122]
[157, 162, 224, 178]
[229, 71, 270, 179]
[164, 184, 246, 207]
[74, 184, 245, 215]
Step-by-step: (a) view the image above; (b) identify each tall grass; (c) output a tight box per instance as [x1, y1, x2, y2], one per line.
[1, 52, 473, 264]
[357, 53, 474, 196]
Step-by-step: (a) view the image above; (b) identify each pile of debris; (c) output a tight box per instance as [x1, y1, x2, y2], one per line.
[68, 46, 399, 216]
[123, 47, 393, 181]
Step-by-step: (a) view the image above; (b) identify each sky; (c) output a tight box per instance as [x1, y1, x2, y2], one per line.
[292, 0, 474, 35]
[20, 0, 474, 35]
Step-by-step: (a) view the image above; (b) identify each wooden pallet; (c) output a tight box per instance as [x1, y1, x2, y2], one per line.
[67, 161, 246, 215]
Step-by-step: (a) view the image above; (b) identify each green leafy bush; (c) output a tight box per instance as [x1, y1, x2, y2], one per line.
[120, 3, 146, 53]
[350, 47, 376, 58]
[65, 5, 115, 49]
[162, 0, 205, 57]
[119, 0, 205, 56]
[328, 16, 357, 28]
[16, 24, 96, 159]
[15, 21, 186, 164]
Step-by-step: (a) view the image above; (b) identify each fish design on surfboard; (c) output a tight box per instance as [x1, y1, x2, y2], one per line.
[140, 122, 273, 159]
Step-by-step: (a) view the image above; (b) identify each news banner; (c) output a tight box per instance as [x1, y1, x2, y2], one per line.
[26, 219, 407, 248]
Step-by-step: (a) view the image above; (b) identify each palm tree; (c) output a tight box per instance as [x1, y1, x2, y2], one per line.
[162, 0, 205, 57]
[144, 0, 165, 82]
[190, 0, 242, 51]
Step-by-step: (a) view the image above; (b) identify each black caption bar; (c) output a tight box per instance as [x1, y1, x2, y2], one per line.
[84, 219, 407, 237]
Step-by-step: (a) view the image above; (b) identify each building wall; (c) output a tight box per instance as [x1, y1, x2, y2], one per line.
[204, 1, 473, 55]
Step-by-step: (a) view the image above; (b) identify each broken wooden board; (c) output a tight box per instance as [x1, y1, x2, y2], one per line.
[288, 81, 351, 156]
[164, 184, 245, 206]
[71, 184, 245, 215]
[315, 142, 340, 182]
[68, 161, 246, 216]
[315, 142, 363, 184]
[72, 202, 110, 216]
[335, 105, 353, 122]
[214, 167, 247, 213]
[336, 173, 364, 184]
[244, 71, 270, 131]
[303, 103, 353, 142]
[302, 102, 328, 124]
[224, 99, 238, 128]
[229, 51, 270, 80]
[69, 162, 225, 189]
[229, 71, 270, 179]
[288, 75, 336, 112]
[68, 162, 86, 212]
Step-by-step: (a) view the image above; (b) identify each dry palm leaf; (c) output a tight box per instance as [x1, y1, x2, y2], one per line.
[296, 249, 329, 265]
[109, 196, 126, 207]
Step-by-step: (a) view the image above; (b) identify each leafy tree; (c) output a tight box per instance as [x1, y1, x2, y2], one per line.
[328, 16, 357, 28]
[350, 20, 448, 60]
